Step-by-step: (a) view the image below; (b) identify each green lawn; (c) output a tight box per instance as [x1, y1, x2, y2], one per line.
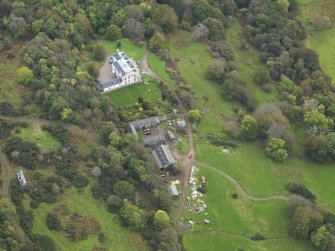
[226, 21, 279, 104]
[100, 39, 146, 62]
[14, 124, 61, 153]
[0, 55, 22, 106]
[147, 53, 174, 84]
[306, 28, 335, 82]
[104, 76, 163, 106]
[299, 0, 335, 25]
[167, 30, 237, 119]
[195, 113, 335, 211]
[183, 165, 316, 251]
[31, 187, 147, 251]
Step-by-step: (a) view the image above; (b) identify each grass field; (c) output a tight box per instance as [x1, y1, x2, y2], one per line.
[183, 166, 317, 251]
[226, 21, 279, 104]
[306, 28, 335, 82]
[100, 39, 146, 62]
[147, 53, 174, 84]
[299, 0, 335, 25]
[31, 187, 147, 251]
[0, 54, 22, 106]
[195, 113, 335, 210]
[104, 76, 163, 106]
[155, 23, 335, 250]
[14, 124, 61, 153]
[167, 31, 237, 119]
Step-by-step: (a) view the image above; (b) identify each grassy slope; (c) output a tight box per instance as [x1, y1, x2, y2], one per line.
[0, 54, 22, 106]
[183, 166, 316, 251]
[13, 124, 61, 153]
[226, 21, 279, 104]
[147, 53, 173, 84]
[299, 0, 335, 82]
[168, 30, 236, 118]
[31, 187, 147, 251]
[159, 24, 334, 250]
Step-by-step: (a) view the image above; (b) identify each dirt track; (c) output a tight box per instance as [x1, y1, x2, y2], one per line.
[140, 49, 289, 219]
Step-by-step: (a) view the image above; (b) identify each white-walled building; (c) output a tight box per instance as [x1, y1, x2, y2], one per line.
[97, 51, 141, 92]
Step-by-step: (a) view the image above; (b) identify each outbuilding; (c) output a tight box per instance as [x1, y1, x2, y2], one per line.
[168, 184, 179, 197]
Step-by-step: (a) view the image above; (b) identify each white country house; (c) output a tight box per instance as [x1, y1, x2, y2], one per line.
[97, 51, 141, 92]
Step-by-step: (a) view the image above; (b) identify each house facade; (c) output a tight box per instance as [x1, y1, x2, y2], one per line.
[97, 51, 141, 92]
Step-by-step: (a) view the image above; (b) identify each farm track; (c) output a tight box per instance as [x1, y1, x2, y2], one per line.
[195, 160, 289, 201]
[140, 50, 195, 218]
[140, 49, 289, 217]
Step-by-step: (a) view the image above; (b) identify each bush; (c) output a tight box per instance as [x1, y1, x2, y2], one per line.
[250, 233, 266, 241]
[93, 45, 106, 60]
[46, 213, 62, 231]
[288, 182, 316, 202]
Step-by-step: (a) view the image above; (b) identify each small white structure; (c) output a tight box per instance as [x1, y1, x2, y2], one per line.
[168, 184, 179, 197]
[16, 170, 27, 186]
[97, 51, 141, 92]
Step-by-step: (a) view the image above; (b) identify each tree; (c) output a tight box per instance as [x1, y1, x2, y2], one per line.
[124, 18, 145, 41]
[304, 109, 333, 133]
[311, 226, 331, 250]
[109, 131, 122, 147]
[206, 59, 226, 80]
[265, 137, 288, 161]
[203, 17, 225, 40]
[106, 24, 122, 41]
[149, 33, 166, 53]
[290, 206, 323, 239]
[188, 109, 201, 122]
[240, 115, 259, 140]
[153, 210, 170, 230]
[119, 203, 146, 230]
[49, 97, 70, 120]
[152, 5, 178, 33]
[254, 67, 271, 86]
[87, 62, 100, 78]
[93, 45, 106, 60]
[113, 180, 135, 201]
[45, 213, 62, 231]
[17, 66, 33, 85]
[305, 134, 329, 163]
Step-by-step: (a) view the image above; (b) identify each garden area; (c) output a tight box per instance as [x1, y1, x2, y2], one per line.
[104, 76, 163, 107]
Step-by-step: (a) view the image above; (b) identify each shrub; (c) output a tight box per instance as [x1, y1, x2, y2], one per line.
[288, 182, 316, 202]
[46, 213, 62, 231]
[250, 233, 266, 241]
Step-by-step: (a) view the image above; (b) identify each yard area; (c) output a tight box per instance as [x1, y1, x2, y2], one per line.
[13, 124, 61, 153]
[104, 76, 163, 107]
[100, 39, 145, 62]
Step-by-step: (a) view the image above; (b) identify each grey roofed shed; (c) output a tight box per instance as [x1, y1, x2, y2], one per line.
[126, 122, 138, 139]
[168, 184, 179, 197]
[152, 144, 177, 169]
[130, 116, 160, 129]
[143, 133, 166, 147]
[166, 130, 177, 141]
